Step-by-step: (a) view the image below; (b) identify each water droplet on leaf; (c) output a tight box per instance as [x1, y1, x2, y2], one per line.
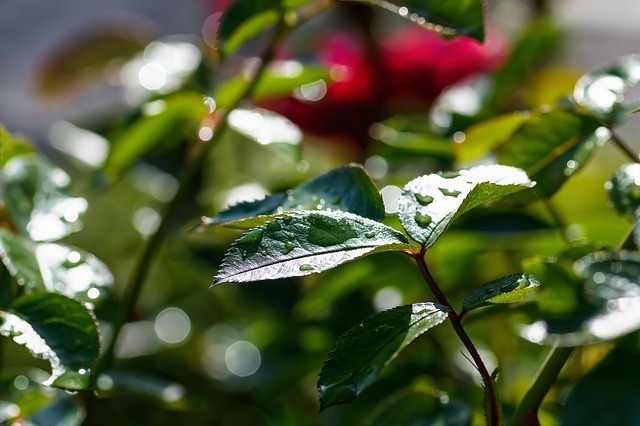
[364, 231, 376, 238]
[439, 188, 462, 197]
[282, 216, 293, 223]
[414, 212, 432, 227]
[282, 242, 295, 254]
[238, 229, 264, 245]
[415, 194, 434, 205]
[299, 264, 314, 272]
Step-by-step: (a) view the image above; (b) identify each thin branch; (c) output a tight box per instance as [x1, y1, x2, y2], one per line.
[508, 344, 573, 426]
[410, 249, 502, 426]
[610, 130, 640, 164]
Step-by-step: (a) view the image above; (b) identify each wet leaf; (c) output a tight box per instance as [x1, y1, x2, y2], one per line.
[218, 0, 312, 56]
[0, 125, 34, 167]
[213, 211, 412, 284]
[368, 389, 471, 426]
[0, 230, 46, 293]
[498, 108, 609, 202]
[607, 163, 640, 220]
[462, 273, 540, 312]
[561, 336, 640, 426]
[0, 293, 100, 390]
[398, 165, 534, 248]
[2, 155, 87, 242]
[203, 164, 385, 228]
[521, 251, 640, 346]
[318, 303, 449, 409]
[574, 53, 640, 125]
[103, 92, 206, 181]
[213, 64, 330, 109]
[341, 0, 485, 41]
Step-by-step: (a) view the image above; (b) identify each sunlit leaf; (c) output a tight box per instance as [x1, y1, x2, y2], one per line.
[0, 293, 100, 390]
[227, 107, 302, 146]
[0, 125, 34, 167]
[103, 92, 206, 180]
[213, 211, 412, 284]
[561, 336, 640, 426]
[398, 165, 534, 247]
[318, 303, 449, 409]
[213, 63, 330, 109]
[368, 389, 471, 426]
[2, 155, 87, 242]
[521, 251, 640, 346]
[34, 26, 150, 98]
[218, 0, 312, 56]
[0, 231, 46, 293]
[454, 112, 530, 164]
[606, 163, 640, 220]
[574, 53, 640, 125]
[462, 273, 540, 313]
[498, 108, 609, 202]
[341, 0, 485, 41]
[203, 164, 385, 228]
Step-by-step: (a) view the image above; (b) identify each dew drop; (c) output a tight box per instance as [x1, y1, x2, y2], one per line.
[282, 216, 293, 223]
[241, 251, 248, 260]
[365, 231, 376, 238]
[439, 188, 462, 197]
[282, 242, 295, 254]
[415, 194, 434, 205]
[439, 171, 461, 178]
[287, 232, 296, 240]
[238, 229, 264, 245]
[414, 212, 432, 227]
[266, 221, 281, 231]
[299, 264, 314, 272]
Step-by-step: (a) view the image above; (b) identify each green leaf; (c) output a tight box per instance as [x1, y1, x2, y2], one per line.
[227, 107, 302, 147]
[561, 336, 640, 426]
[574, 53, 640, 125]
[0, 231, 113, 305]
[213, 64, 330, 109]
[318, 303, 449, 409]
[370, 123, 454, 161]
[341, 0, 485, 41]
[498, 108, 609, 201]
[103, 92, 206, 180]
[462, 273, 540, 312]
[218, 0, 311, 56]
[607, 163, 640, 220]
[521, 251, 640, 347]
[454, 112, 530, 164]
[0, 125, 34, 167]
[213, 210, 412, 284]
[368, 389, 471, 426]
[203, 164, 385, 228]
[0, 293, 100, 390]
[398, 165, 534, 248]
[2, 154, 87, 242]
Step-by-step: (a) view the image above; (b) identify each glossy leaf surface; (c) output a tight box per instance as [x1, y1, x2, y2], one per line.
[522, 251, 640, 347]
[498, 108, 608, 201]
[398, 165, 534, 247]
[2, 155, 87, 241]
[213, 211, 412, 284]
[0, 293, 100, 390]
[103, 92, 206, 180]
[0, 231, 46, 293]
[574, 54, 640, 125]
[462, 273, 540, 312]
[607, 163, 640, 220]
[318, 303, 449, 409]
[342, 0, 485, 41]
[204, 164, 385, 228]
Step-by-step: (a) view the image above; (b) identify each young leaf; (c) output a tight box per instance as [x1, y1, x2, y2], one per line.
[574, 53, 640, 125]
[498, 108, 609, 201]
[213, 211, 412, 284]
[398, 165, 534, 248]
[521, 251, 640, 347]
[0, 293, 100, 390]
[462, 273, 540, 313]
[318, 303, 449, 409]
[2, 155, 88, 242]
[0, 125, 34, 167]
[203, 164, 385, 228]
[606, 163, 640, 220]
[103, 92, 206, 181]
[213, 64, 330, 109]
[341, 0, 485, 41]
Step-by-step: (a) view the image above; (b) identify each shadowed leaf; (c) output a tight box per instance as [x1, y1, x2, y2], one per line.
[462, 273, 540, 313]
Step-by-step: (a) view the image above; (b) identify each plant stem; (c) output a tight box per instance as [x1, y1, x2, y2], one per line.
[541, 198, 569, 243]
[411, 249, 502, 426]
[507, 344, 573, 426]
[610, 130, 640, 164]
[94, 11, 303, 376]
